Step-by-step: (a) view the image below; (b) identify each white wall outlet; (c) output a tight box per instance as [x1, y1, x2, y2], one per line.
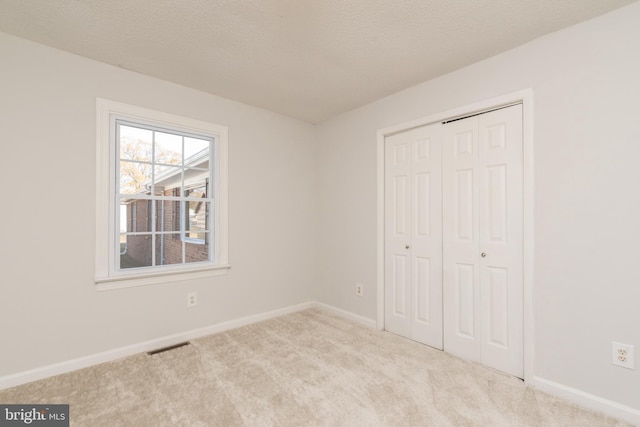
[187, 292, 198, 308]
[612, 342, 634, 369]
[355, 282, 363, 297]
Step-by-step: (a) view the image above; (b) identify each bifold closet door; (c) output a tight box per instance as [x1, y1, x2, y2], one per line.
[384, 123, 443, 349]
[442, 104, 523, 378]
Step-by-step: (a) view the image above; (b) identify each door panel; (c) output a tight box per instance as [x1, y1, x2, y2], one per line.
[487, 266, 509, 348]
[479, 105, 523, 378]
[414, 256, 431, 323]
[385, 131, 412, 337]
[443, 104, 523, 378]
[455, 262, 475, 338]
[486, 165, 507, 242]
[393, 176, 408, 235]
[415, 173, 431, 236]
[393, 254, 408, 316]
[385, 123, 443, 349]
[444, 116, 481, 361]
[455, 169, 474, 241]
[410, 124, 442, 347]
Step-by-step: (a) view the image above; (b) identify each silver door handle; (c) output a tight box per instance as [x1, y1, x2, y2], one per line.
[405, 245, 410, 249]
[481, 252, 486, 258]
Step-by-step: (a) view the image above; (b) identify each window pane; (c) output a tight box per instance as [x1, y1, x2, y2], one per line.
[120, 234, 153, 269]
[186, 185, 206, 199]
[154, 165, 181, 194]
[186, 200, 209, 239]
[120, 202, 132, 232]
[184, 169, 208, 188]
[185, 236, 210, 264]
[119, 205, 127, 234]
[186, 161, 209, 172]
[155, 200, 179, 232]
[120, 161, 151, 195]
[119, 125, 152, 162]
[184, 137, 210, 161]
[151, 186, 165, 197]
[155, 132, 182, 165]
[156, 233, 183, 265]
[185, 181, 208, 242]
[121, 200, 152, 232]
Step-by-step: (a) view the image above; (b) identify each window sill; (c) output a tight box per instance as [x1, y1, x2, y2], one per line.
[95, 265, 231, 291]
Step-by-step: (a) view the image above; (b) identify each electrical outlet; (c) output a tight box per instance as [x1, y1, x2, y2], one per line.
[355, 282, 363, 297]
[187, 292, 198, 308]
[612, 342, 634, 369]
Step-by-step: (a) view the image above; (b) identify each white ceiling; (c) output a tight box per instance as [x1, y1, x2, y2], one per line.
[0, 0, 635, 123]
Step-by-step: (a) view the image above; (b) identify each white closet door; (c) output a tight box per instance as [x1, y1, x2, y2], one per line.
[385, 123, 443, 349]
[410, 124, 443, 347]
[443, 104, 523, 378]
[385, 130, 412, 338]
[442, 115, 481, 360]
[478, 105, 523, 377]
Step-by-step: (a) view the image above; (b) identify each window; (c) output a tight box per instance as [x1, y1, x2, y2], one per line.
[96, 99, 229, 289]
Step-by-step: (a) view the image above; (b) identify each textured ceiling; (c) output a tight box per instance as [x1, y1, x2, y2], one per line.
[0, 0, 636, 123]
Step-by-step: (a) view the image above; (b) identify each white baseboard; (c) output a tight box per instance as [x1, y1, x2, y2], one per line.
[0, 301, 314, 390]
[534, 376, 640, 426]
[313, 302, 377, 329]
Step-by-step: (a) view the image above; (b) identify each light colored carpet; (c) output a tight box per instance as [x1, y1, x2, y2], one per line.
[0, 308, 631, 426]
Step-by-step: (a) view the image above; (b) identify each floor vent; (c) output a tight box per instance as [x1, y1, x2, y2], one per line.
[147, 341, 190, 356]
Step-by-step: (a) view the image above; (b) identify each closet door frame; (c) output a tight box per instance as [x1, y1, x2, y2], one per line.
[376, 89, 534, 384]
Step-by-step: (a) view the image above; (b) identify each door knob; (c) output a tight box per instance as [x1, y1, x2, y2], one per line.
[481, 252, 486, 258]
[405, 245, 410, 249]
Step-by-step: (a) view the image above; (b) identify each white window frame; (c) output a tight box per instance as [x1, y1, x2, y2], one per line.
[96, 99, 229, 290]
